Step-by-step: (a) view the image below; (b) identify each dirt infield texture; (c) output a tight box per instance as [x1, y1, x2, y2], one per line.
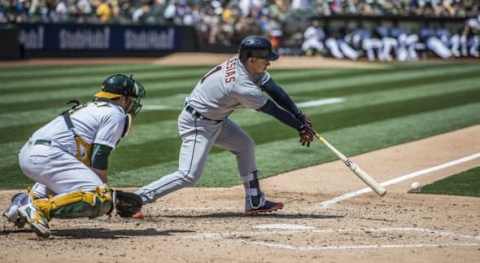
[1, 126, 479, 263]
[1, 56, 479, 262]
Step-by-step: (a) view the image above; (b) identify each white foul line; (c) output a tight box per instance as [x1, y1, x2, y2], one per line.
[186, 227, 480, 242]
[320, 152, 480, 208]
[185, 227, 480, 251]
[246, 241, 480, 251]
[297, 98, 344, 108]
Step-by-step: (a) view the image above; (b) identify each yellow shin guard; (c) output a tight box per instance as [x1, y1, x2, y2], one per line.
[33, 186, 113, 220]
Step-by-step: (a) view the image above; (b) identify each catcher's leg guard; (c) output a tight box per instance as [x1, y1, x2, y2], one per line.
[18, 201, 50, 238]
[34, 186, 113, 220]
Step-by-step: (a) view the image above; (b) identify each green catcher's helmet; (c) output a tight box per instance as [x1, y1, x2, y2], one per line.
[96, 74, 146, 115]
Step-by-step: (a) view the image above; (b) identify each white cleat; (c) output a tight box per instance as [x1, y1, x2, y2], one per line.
[18, 204, 50, 238]
[2, 193, 28, 228]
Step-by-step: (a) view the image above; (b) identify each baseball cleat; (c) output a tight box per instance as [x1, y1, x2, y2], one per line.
[245, 199, 284, 214]
[18, 203, 50, 238]
[2, 192, 28, 228]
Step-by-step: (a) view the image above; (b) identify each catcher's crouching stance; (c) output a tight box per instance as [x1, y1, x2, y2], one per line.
[2, 74, 145, 238]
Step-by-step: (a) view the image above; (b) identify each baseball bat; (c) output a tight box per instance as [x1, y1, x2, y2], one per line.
[314, 132, 387, 196]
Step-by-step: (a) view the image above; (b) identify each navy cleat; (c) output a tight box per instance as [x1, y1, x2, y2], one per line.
[245, 194, 284, 214]
[2, 192, 28, 228]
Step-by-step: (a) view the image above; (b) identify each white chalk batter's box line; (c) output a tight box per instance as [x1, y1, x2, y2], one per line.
[183, 227, 480, 251]
[320, 152, 480, 208]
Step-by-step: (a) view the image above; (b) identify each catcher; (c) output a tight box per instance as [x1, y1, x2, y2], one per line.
[2, 74, 145, 238]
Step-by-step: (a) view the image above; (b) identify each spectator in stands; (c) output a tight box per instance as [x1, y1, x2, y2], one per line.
[54, 0, 68, 22]
[76, 0, 94, 23]
[131, 2, 150, 23]
[291, 0, 311, 10]
[0, 1, 8, 23]
[96, 0, 113, 23]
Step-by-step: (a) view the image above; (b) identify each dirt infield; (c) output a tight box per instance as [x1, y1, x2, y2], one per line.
[1, 126, 479, 263]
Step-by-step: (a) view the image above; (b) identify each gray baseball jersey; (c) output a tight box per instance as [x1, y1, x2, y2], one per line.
[137, 57, 272, 203]
[187, 57, 271, 120]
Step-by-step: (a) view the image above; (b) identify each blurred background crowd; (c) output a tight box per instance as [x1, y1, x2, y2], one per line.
[1, 0, 478, 60]
[300, 17, 480, 61]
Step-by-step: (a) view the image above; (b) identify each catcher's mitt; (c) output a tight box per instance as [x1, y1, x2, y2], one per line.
[114, 190, 143, 218]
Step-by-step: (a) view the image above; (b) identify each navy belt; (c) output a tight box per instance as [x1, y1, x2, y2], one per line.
[185, 105, 222, 123]
[30, 139, 52, 146]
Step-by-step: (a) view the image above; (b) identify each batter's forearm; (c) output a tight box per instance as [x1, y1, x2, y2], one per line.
[258, 100, 302, 130]
[261, 79, 303, 119]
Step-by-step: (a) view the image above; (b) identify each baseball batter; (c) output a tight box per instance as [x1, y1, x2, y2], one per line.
[2, 74, 145, 237]
[136, 36, 315, 214]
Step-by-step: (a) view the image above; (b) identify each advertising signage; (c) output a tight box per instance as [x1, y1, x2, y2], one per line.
[16, 23, 196, 57]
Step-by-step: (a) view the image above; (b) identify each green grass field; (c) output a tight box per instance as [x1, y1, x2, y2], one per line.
[1, 62, 479, 190]
[420, 167, 480, 197]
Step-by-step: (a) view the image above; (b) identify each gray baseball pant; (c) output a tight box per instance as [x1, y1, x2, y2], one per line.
[136, 109, 257, 203]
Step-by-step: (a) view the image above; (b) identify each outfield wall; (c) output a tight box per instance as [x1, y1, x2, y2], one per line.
[7, 23, 199, 58]
[0, 25, 22, 60]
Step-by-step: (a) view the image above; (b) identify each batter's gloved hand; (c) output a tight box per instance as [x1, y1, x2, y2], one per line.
[298, 114, 315, 147]
[113, 190, 143, 218]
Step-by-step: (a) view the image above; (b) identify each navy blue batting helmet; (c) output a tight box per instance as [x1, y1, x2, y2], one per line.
[239, 35, 279, 61]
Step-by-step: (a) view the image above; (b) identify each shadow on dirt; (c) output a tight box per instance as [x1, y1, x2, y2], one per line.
[51, 228, 194, 239]
[0, 228, 33, 235]
[160, 212, 344, 219]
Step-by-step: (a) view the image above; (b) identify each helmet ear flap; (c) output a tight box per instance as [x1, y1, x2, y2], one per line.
[126, 74, 137, 97]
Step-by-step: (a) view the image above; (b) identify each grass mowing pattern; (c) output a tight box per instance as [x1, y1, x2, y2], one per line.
[419, 167, 480, 197]
[0, 62, 479, 189]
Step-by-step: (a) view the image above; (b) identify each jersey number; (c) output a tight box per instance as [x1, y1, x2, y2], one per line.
[200, 65, 222, 84]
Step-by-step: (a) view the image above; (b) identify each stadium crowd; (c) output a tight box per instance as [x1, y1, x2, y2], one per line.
[0, 0, 478, 60]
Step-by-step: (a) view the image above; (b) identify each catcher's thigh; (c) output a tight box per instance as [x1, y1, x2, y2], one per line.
[19, 143, 104, 194]
[33, 186, 113, 220]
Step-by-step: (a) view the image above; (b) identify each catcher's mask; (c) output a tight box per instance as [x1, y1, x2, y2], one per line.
[96, 74, 146, 115]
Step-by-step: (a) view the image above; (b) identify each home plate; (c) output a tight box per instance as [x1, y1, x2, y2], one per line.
[254, 224, 315, 230]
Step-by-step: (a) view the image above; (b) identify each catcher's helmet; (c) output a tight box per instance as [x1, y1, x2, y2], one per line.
[239, 35, 279, 61]
[96, 74, 146, 114]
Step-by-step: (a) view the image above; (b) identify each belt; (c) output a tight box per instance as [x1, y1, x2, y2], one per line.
[30, 139, 52, 146]
[185, 105, 222, 123]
